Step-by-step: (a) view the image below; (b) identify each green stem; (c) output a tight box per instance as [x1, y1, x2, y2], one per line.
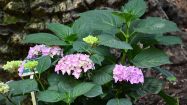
[34, 73, 45, 90]
[120, 22, 131, 64]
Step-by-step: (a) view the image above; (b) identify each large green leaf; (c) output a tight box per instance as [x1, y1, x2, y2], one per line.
[47, 23, 73, 39]
[58, 77, 80, 92]
[23, 33, 68, 46]
[36, 56, 51, 73]
[99, 35, 132, 49]
[90, 54, 104, 65]
[38, 90, 65, 102]
[84, 85, 103, 98]
[159, 90, 179, 105]
[8, 79, 38, 95]
[72, 41, 92, 53]
[122, 0, 147, 17]
[155, 35, 182, 45]
[71, 82, 95, 97]
[135, 17, 180, 34]
[92, 65, 114, 85]
[130, 78, 162, 101]
[131, 48, 171, 68]
[73, 10, 122, 38]
[107, 98, 132, 105]
[153, 67, 176, 81]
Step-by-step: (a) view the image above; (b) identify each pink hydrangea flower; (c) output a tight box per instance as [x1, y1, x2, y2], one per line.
[55, 54, 95, 79]
[18, 61, 26, 76]
[27, 45, 63, 59]
[113, 64, 144, 84]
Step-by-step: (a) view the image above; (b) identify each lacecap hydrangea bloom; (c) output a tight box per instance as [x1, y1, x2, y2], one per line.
[55, 54, 95, 79]
[83, 35, 99, 45]
[0, 82, 9, 94]
[113, 64, 144, 84]
[18, 60, 38, 76]
[2, 61, 22, 73]
[27, 45, 63, 59]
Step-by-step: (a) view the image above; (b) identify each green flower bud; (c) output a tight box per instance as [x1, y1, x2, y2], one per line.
[83, 35, 99, 45]
[0, 82, 9, 94]
[2, 61, 22, 73]
[24, 61, 38, 70]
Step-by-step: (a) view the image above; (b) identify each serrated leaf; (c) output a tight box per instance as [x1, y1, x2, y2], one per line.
[153, 67, 176, 81]
[47, 23, 73, 39]
[23, 33, 67, 45]
[130, 78, 163, 100]
[122, 0, 147, 17]
[36, 56, 51, 73]
[99, 35, 132, 49]
[92, 65, 114, 85]
[132, 48, 171, 68]
[107, 98, 132, 105]
[90, 54, 104, 65]
[159, 90, 179, 105]
[38, 90, 65, 102]
[71, 82, 95, 97]
[155, 36, 182, 45]
[8, 79, 38, 96]
[73, 10, 122, 38]
[84, 85, 103, 98]
[72, 41, 91, 52]
[135, 17, 180, 34]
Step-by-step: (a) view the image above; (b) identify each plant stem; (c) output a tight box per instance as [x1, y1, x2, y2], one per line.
[120, 22, 131, 64]
[34, 73, 45, 90]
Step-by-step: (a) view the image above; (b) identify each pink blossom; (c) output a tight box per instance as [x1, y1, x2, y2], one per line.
[113, 64, 144, 84]
[55, 54, 94, 79]
[27, 45, 63, 59]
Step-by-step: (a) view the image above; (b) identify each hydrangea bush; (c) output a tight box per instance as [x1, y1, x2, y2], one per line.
[0, 0, 182, 105]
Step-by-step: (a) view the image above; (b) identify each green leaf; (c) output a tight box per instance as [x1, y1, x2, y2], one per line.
[132, 48, 171, 68]
[159, 90, 179, 105]
[153, 67, 176, 81]
[92, 65, 114, 85]
[23, 33, 68, 46]
[73, 41, 91, 52]
[38, 90, 65, 102]
[107, 98, 132, 105]
[135, 17, 180, 34]
[136, 78, 163, 96]
[155, 36, 182, 45]
[112, 11, 137, 22]
[58, 77, 79, 92]
[8, 79, 38, 95]
[73, 10, 122, 38]
[90, 54, 104, 65]
[36, 56, 51, 73]
[48, 73, 63, 86]
[99, 35, 132, 49]
[71, 82, 95, 97]
[47, 23, 73, 39]
[84, 85, 103, 98]
[122, 0, 147, 17]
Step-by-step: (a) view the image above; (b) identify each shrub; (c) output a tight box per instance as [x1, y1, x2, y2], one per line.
[1, 0, 181, 105]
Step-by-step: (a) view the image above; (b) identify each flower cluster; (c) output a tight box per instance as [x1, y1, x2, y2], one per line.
[27, 45, 63, 59]
[18, 60, 38, 76]
[83, 35, 99, 45]
[2, 61, 22, 73]
[113, 64, 144, 84]
[0, 82, 9, 94]
[55, 54, 94, 79]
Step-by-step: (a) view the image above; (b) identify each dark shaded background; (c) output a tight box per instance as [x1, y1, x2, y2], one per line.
[0, 0, 187, 105]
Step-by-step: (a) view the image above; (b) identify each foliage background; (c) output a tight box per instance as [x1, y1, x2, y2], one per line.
[0, 0, 187, 105]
